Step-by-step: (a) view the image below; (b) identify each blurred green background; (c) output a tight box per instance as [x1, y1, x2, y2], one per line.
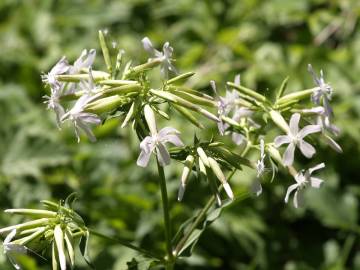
[0, 0, 360, 269]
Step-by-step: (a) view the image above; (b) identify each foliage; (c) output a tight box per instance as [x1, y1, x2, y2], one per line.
[0, 0, 359, 269]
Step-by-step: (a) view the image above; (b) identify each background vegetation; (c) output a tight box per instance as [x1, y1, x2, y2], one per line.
[0, 0, 359, 269]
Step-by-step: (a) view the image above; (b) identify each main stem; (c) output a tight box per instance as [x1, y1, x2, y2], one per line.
[156, 157, 174, 269]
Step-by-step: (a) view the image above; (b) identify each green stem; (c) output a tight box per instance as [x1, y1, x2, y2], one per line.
[156, 157, 174, 268]
[173, 195, 215, 256]
[89, 229, 163, 261]
[173, 170, 236, 257]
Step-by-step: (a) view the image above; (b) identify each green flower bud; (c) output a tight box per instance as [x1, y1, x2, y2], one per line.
[167, 72, 195, 85]
[269, 110, 290, 133]
[98, 30, 112, 74]
[227, 82, 267, 103]
[178, 155, 195, 201]
[144, 104, 157, 135]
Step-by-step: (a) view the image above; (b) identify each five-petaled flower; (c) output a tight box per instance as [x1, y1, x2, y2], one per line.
[285, 163, 325, 208]
[308, 64, 333, 118]
[137, 105, 184, 167]
[274, 113, 321, 166]
[141, 37, 177, 79]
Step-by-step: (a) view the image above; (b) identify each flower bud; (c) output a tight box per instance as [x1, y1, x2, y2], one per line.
[144, 104, 157, 135]
[208, 157, 234, 200]
[167, 72, 195, 85]
[227, 82, 267, 103]
[98, 30, 112, 74]
[178, 155, 195, 201]
[196, 147, 209, 167]
[54, 225, 66, 270]
[269, 110, 290, 133]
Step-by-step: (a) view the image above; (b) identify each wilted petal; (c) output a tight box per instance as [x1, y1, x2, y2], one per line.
[298, 124, 321, 138]
[141, 37, 157, 56]
[283, 143, 296, 166]
[293, 189, 304, 208]
[323, 97, 333, 118]
[274, 135, 291, 147]
[77, 112, 101, 125]
[156, 143, 171, 166]
[299, 140, 316, 158]
[310, 177, 323, 188]
[309, 163, 325, 174]
[71, 49, 96, 73]
[284, 183, 298, 203]
[76, 120, 97, 142]
[308, 64, 321, 86]
[289, 113, 300, 135]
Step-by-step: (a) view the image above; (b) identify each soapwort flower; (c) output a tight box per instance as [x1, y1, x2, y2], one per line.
[43, 85, 66, 128]
[137, 105, 184, 167]
[69, 49, 96, 75]
[308, 64, 333, 117]
[274, 113, 321, 166]
[41, 56, 69, 89]
[3, 230, 27, 270]
[210, 80, 239, 135]
[285, 163, 325, 208]
[141, 37, 177, 79]
[61, 93, 102, 143]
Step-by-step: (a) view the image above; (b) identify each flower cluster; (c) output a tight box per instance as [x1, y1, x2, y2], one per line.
[1, 30, 342, 269]
[0, 198, 89, 270]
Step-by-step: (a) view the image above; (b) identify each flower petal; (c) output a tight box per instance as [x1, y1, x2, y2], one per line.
[158, 127, 180, 137]
[162, 134, 184, 147]
[310, 177, 323, 188]
[284, 183, 298, 203]
[298, 124, 321, 138]
[309, 163, 325, 174]
[299, 140, 316, 158]
[283, 143, 296, 166]
[293, 189, 304, 208]
[274, 135, 291, 147]
[137, 149, 152, 167]
[232, 132, 246, 145]
[156, 143, 171, 166]
[289, 113, 300, 135]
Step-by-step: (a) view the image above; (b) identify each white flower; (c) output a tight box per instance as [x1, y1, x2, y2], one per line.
[141, 37, 177, 79]
[3, 229, 27, 270]
[302, 106, 342, 153]
[274, 113, 321, 166]
[69, 49, 96, 75]
[78, 67, 100, 95]
[137, 105, 184, 167]
[43, 85, 65, 128]
[285, 163, 325, 208]
[61, 93, 101, 143]
[210, 79, 240, 135]
[308, 64, 333, 117]
[41, 56, 69, 88]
